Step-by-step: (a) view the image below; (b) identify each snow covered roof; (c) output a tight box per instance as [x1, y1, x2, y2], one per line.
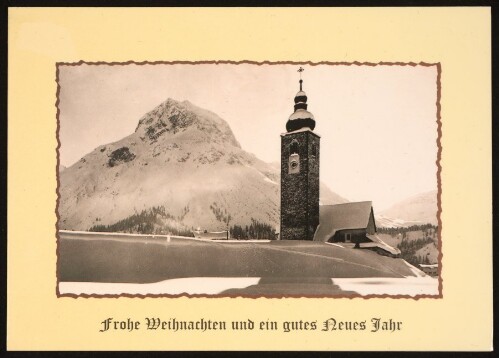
[314, 201, 374, 242]
[365, 234, 401, 256]
[286, 80, 315, 132]
[288, 109, 315, 121]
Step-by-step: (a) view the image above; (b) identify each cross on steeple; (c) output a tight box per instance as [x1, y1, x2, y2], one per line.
[298, 67, 304, 91]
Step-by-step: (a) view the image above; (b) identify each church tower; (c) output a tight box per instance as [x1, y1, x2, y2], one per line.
[280, 68, 320, 241]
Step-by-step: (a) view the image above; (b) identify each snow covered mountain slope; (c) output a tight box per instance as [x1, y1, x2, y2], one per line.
[58, 98, 347, 232]
[376, 190, 438, 227]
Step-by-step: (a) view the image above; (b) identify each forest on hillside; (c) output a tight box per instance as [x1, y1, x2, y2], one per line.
[377, 223, 437, 237]
[88, 205, 276, 240]
[89, 206, 194, 237]
[378, 224, 438, 266]
[210, 201, 276, 240]
[230, 219, 276, 240]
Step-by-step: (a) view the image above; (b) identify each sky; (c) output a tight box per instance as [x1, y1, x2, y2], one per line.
[58, 63, 438, 212]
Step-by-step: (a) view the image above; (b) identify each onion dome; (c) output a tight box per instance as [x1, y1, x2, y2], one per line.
[286, 76, 316, 132]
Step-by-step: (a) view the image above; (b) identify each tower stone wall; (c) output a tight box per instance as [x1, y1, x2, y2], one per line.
[280, 130, 320, 240]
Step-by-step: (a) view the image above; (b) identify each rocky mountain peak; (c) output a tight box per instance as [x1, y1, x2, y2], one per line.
[134, 98, 240, 148]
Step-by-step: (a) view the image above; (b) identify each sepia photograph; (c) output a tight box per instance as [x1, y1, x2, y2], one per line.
[56, 62, 441, 297]
[8, 6, 492, 351]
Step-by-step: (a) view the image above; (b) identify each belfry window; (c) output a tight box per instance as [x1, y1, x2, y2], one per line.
[290, 141, 299, 155]
[311, 144, 317, 157]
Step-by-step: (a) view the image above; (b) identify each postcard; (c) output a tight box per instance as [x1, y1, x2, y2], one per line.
[7, 7, 492, 351]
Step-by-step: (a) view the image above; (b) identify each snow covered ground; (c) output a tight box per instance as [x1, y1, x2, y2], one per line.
[59, 276, 438, 296]
[333, 277, 438, 296]
[59, 278, 261, 296]
[57, 231, 440, 297]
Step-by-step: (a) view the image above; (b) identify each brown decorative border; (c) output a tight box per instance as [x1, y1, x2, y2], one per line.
[55, 60, 442, 299]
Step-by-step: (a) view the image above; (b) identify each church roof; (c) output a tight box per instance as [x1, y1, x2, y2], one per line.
[288, 108, 315, 121]
[313, 201, 374, 242]
[286, 72, 316, 132]
[365, 234, 401, 256]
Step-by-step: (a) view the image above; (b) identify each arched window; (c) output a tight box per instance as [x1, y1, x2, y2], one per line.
[290, 141, 299, 155]
[311, 144, 317, 157]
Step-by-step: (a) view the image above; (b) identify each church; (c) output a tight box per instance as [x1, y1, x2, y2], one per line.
[280, 69, 399, 258]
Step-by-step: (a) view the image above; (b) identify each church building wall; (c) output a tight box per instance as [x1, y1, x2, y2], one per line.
[330, 229, 371, 244]
[367, 211, 377, 235]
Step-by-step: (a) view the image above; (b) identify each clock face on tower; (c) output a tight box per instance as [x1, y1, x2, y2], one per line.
[288, 153, 300, 174]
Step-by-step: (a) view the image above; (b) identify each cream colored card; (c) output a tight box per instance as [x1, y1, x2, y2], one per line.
[7, 7, 492, 351]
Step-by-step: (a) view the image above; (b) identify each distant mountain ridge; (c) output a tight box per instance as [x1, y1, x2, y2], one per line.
[376, 190, 438, 227]
[58, 98, 347, 233]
